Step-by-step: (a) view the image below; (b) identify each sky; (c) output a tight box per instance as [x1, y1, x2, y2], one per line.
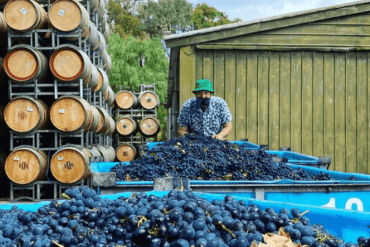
[187, 0, 360, 22]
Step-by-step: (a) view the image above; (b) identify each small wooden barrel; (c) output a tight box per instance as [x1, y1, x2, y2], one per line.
[97, 31, 106, 55]
[116, 143, 137, 162]
[4, 0, 48, 32]
[5, 146, 47, 185]
[4, 44, 48, 84]
[92, 68, 108, 93]
[116, 116, 137, 136]
[139, 117, 160, 137]
[97, 0, 105, 18]
[49, 0, 89, 34]
[115, 90, 138, 109]
[95, 106, 106, 133]
[50, 45, 96, 87]
[90, 0, 100, 12]
[50, 145, 91, 184]
[104, 86, 115, 107]
[0, 12, 7, 32]
[87, 105, 100, 132]
[97, 107, 109, 134]
[50, 96, 92, 132]
[102, 22, 110, 41]
[87, 21, 99, 51]
[138, 91, 160, 109]
[4, 96, 48, 134]
[102, 49, 112, 73]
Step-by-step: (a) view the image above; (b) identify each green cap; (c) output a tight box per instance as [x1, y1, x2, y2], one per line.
[192, 79, 214, 93]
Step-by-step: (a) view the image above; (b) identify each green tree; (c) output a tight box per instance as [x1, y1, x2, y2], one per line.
[108, 34, 169, 139]
[138, 0, 193, 37]
[107, 0, 148, 40]
[192, 3, 242, 30]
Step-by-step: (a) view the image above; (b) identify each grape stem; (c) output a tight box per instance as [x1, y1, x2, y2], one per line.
[61, 193, 71, 200]
[215, 223, 236, 239]
[51, 240, 64, 247]
[137, 216, 147, 228]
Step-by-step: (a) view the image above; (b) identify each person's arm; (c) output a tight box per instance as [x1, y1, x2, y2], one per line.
[213, 122, 233, 140]
[178, 126, 189, 136]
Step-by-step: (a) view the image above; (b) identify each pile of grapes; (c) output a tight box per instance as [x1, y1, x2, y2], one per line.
[0, 186, 364, 247]
[111, 134, 332, 181]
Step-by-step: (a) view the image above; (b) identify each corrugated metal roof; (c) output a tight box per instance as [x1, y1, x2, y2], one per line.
[164, 0, 370, 47]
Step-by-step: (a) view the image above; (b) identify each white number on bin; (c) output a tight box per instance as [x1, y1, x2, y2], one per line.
[58, 157, 63, 161]
[58, 9, 65, 16]
[321, 197, 365, 212]
[14, 157, 20, 161]
[59, 109, 65, 114]
[20, 8, 27, 15]
[27, 107, 33, 112]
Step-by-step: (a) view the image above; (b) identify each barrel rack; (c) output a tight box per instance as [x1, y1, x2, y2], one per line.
[3, 0, 113, 201]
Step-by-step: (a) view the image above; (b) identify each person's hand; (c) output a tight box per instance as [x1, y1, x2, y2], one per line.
[212, 134, 224, 140]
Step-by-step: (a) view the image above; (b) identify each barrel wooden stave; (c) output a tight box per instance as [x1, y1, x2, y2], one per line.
[116, 143, 136, 162]
[50, 145, 91, 184]
[4, 44, 48, 84]
[5, 146, 47, 185]
[138, 91, 160, 109]
[139, 117, 160, 137]
[4, 0, 48, 32]
[115, 90, 138, 109]
[4, 96, 48, 134]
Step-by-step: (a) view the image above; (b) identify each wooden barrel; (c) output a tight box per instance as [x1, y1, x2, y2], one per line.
[0, 12, 7, 33]
[5, 146, 47, 185]
[116, 116, 137, 136]
[95, 145, 113, 162]
[50, 96, 93, 133]
[87, 21, 99, 51]
[50, 145, 91, 184]
[102, 22, 110, 41]
[88, 105, 100, 132]
[90, 0, 100, 12]
[4, 0, 48, 32]
[97, 107, 109, 134]
[0, 150, 7, 179]
[102, 49, 112, 73]
[92, 68, 108, 93]
[4, 96, 48, 134]
[104, 86, 115, 106]
[116, 143, 137, 162]
[97, 0, 105, 18]
[139, 117, 160, 137]
[115, 90, 138, 109]
[49, 0, 89, 34]
[4, 44, 48, 84]
[50, 45, 96, 87]
[108, 117, 115, 135]
[138, 91, 160, 109]
[97, 31, 106, 55]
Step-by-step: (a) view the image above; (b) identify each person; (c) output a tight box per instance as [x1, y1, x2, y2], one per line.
[177, 79, 233, 140]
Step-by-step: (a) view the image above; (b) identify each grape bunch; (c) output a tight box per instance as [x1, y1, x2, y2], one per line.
[0, 186, 363, 247]
[111, 134, 332, 182]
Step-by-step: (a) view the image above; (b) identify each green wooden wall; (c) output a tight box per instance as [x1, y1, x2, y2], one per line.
[179, 49, 370, 174]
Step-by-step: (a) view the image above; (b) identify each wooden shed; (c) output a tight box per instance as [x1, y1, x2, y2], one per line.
[164, 0, 370, 174]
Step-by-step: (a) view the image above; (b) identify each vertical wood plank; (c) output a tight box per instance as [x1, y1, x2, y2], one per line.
[312, 52, 324, 158]
[268, 51, 280, 150]
[291, 52, 302, 153]
[236, 51, 247, 141]
[334, 53, 346, 172]
[280, 52, 291, 148]
[301, 52, 313, 156]
[203, 50, 214, 86]
[179, 46, 196, 109]
[258, 51, 269, 145]
[323, 53, 335, 170]
[357, 52, 368, 174]
[346, 52, 357, 173]
[225, 51, 236, 141]
[247, 51, 258, 144]
[194, 50, 203, 99]
[214, 51, 225, 99]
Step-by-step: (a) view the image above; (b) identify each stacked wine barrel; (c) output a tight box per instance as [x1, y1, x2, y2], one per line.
[115, 89, 161, 162]
[1, 0, 115, 187]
